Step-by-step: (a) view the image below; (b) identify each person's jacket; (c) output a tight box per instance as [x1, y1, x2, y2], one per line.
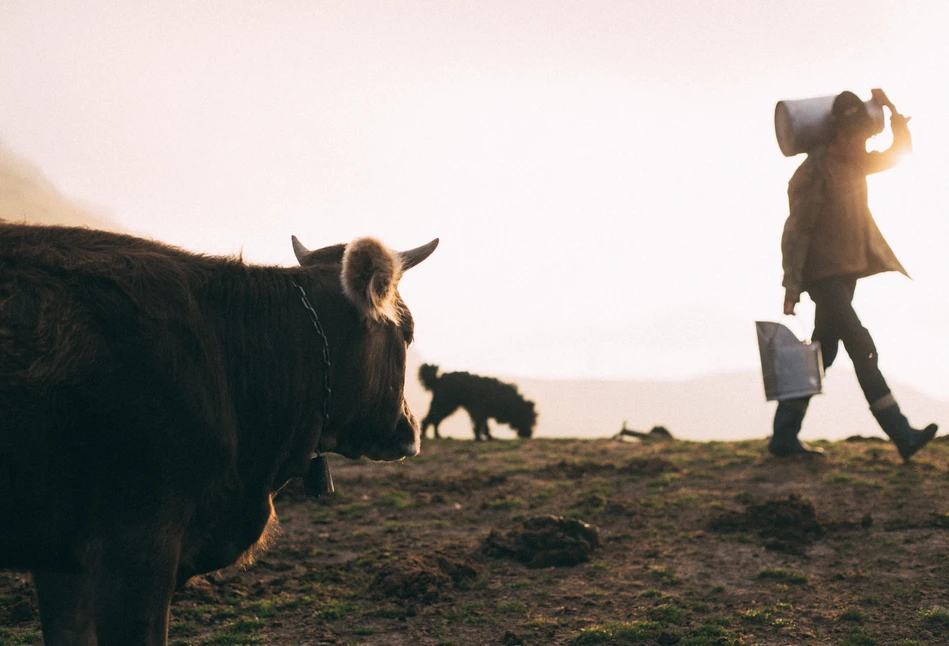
[781, 114, 912, 302]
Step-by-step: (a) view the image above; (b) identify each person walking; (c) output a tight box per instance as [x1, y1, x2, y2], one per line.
[771, 89, 938, 460]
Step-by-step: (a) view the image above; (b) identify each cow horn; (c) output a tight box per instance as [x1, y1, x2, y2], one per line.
[398, 238, 439, 271]
[291, 235, 310, 265]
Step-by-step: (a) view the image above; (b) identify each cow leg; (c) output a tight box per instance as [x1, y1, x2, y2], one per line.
[422, 413, 444, 439]
[94, 535, 180, 646]
[95, 565, 176, 646]
[32, 570, 97, 646]
[473, 417, 488, 441]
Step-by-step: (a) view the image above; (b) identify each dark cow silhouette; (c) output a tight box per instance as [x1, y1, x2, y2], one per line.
[418, 363, 537, 440]
[0, 221, 436, 646]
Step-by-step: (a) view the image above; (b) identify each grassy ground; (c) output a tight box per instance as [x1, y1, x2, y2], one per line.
[4, 435, 949, 645]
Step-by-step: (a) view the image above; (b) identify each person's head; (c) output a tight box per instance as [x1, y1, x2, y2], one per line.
[831, 91, 874, 143]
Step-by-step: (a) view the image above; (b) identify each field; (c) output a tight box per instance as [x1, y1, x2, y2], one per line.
[4, 435, 949, 645]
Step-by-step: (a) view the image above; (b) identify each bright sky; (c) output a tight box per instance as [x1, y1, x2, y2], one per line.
[1, 1, 947, 400]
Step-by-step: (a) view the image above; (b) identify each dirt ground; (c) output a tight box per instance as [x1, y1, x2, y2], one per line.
[4, 435, 949, 645]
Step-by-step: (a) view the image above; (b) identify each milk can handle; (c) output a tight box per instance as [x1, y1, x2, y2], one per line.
[781, 313, 812, 342]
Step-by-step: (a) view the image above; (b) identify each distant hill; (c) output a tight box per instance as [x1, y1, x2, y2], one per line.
[405, 359, 949, 443]
[0, 143, 119, 230]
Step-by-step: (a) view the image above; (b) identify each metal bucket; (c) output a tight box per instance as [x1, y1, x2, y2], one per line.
[755, 321, 824, 401]
[774, 94, 885, 157]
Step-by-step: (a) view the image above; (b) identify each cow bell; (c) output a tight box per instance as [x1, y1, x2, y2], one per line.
[304, 454, 335, 497]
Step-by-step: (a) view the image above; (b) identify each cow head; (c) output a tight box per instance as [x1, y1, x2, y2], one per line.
[291, 235, 437, 462]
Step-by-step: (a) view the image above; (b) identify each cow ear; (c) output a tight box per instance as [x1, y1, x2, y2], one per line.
[341, 237, 403, 323]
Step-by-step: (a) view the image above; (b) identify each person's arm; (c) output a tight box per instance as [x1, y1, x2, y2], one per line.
[781, 157, 824, 314]
[865, 89, 913, 175]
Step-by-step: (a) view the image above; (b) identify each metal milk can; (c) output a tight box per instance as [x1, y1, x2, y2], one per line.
[755, 320, 824, 401]
[774, 93, 885, 157]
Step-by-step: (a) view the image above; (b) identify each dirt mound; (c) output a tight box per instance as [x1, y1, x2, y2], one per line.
[708, 494, 823, 554]
[483, 515, 600, 568]
[372, 553, 476, 603]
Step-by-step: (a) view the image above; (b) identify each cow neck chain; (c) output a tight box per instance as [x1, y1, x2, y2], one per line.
[291, 279, 331, 449]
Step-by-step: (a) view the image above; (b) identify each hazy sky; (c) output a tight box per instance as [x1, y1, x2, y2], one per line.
[1, 1, 947, 399]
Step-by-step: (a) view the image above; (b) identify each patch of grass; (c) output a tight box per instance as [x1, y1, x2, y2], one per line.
[645, 603, 684, 625]
[338, 503, 370, 519]
[315, 599, 360, 621]
[853, 478, 884, 490]
[535, 486, 559, 501]
[443, 602, 493, 625]
[377, 490, 414, 509]
[756, 568, 809, 585]
[646, 473, 683, 489]
[520, 614, 562, 630]
[835, 627, 878, 646]
[198, 634, 263, 645]
[888, 469, 925, 486]
[918, 606, 949, 628]
[270, 594, 317, 611]
[244, 599, 278, 619]
[486, 495, 527, 511]
[496, 600, 526, 614]
[170, 620, 200, 635]
[0, 628, 43, 645]
[649, 566, 680, 585]
[839, 608, 866, 622]
[226, 618, 265, 634]
[570, 620, 663, 645]
[372, 605, 405, 619]
[823, 471, 855, 484]
[641, 588, 673, 600]
[177, 603, 241, 623]
[679, 623, 744, 646]
[739, 602, 792, 626]
[704, 615, 732, 627]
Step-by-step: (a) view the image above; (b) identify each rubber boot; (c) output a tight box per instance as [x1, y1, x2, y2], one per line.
[871, 396, 938, 462]
[769, 398, 824, 457]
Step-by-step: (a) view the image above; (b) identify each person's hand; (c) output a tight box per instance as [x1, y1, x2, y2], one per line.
[784, 298, 797, 316]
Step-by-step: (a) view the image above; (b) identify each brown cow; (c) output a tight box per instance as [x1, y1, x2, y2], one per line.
[0, 222, 437, 645]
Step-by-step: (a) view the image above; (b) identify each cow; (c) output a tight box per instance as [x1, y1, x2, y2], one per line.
[0, 221, 437, 645]
[418, 363, 537, 440]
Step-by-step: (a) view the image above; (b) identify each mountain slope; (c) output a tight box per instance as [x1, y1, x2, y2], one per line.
[0, 143, 118, 230]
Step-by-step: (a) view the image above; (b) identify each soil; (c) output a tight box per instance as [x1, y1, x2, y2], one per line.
[4, 436, 949, 645]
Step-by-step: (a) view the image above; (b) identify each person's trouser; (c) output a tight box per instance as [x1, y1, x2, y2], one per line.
[808, 276, 890, 406]
[773, 276, 936, 459]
